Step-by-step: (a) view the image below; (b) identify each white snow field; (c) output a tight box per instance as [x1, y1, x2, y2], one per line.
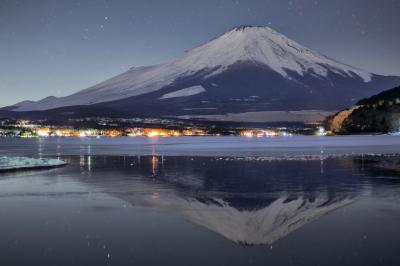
[0, 157, 67, 171]
[159, 85, 206, 99]
[12, 26, 372, 112]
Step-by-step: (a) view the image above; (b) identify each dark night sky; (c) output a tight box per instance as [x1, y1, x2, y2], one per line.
[0, 0, 399, 107]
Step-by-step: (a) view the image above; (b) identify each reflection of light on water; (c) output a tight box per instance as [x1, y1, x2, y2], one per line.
[150, 140, 159, 176]
[87, 145, 92, 171]
[80, 155, 85, 168]
[38, 138, 43, 159]
[151, 155, 159, 177]
[79, 145, 85, 157]
[87, 145, 91, 155]
[320, 145, 324, 174]
[56, 137, 61, 159]
[79, 145, 93, 172]
[56, 145, 61, 159]
[87, 155, 92, 172]
[320, 158, 324, 174]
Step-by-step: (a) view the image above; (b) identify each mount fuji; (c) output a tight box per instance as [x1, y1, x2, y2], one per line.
[3, 25, 400, 121]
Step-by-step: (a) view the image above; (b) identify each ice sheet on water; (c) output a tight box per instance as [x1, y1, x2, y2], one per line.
[0, 156, 66, 171]
[1, 135, 400, 158]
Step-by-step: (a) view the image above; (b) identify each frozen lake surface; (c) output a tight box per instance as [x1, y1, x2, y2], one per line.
[0, 136, 400, 265]
[1, 135, 400, 158]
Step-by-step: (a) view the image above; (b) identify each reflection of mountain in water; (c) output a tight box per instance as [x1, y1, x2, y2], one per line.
[124, 192, 353, 245]
[70, 155, 398, 245]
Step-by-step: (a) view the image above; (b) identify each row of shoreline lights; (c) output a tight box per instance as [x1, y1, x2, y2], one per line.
[241, 130, 291, 137]
[34, 128, 207, 138]
[35, 127, 329, 138]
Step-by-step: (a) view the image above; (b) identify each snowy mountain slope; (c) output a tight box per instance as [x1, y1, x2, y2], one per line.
[159, 85, 206, 99]
[6, 25, 400, 117]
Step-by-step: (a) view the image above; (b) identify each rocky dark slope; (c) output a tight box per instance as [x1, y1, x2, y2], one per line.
[328, 85, 400, 134]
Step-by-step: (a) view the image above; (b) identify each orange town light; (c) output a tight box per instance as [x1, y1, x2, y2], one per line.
[147, 131, 160, 137]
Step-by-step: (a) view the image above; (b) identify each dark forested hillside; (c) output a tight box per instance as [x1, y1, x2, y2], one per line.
[329, 85, 400, 134]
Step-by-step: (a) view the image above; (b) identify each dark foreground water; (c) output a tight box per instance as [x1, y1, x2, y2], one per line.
[1, 137, 400, 266]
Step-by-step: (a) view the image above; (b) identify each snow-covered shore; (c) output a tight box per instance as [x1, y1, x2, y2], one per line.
[0, 157, 67, 172]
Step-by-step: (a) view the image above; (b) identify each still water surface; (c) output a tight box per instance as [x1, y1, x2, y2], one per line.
[0, 136, 400, 265]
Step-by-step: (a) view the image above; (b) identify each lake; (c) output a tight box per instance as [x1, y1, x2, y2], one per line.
[1, 136, 400, 266]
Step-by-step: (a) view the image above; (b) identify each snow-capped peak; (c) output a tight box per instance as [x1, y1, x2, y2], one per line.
[11, 25, 373, 112]
[170, 25, 372, 81]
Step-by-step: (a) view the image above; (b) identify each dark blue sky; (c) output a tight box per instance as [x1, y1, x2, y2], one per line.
[1, 0, 399, 107]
